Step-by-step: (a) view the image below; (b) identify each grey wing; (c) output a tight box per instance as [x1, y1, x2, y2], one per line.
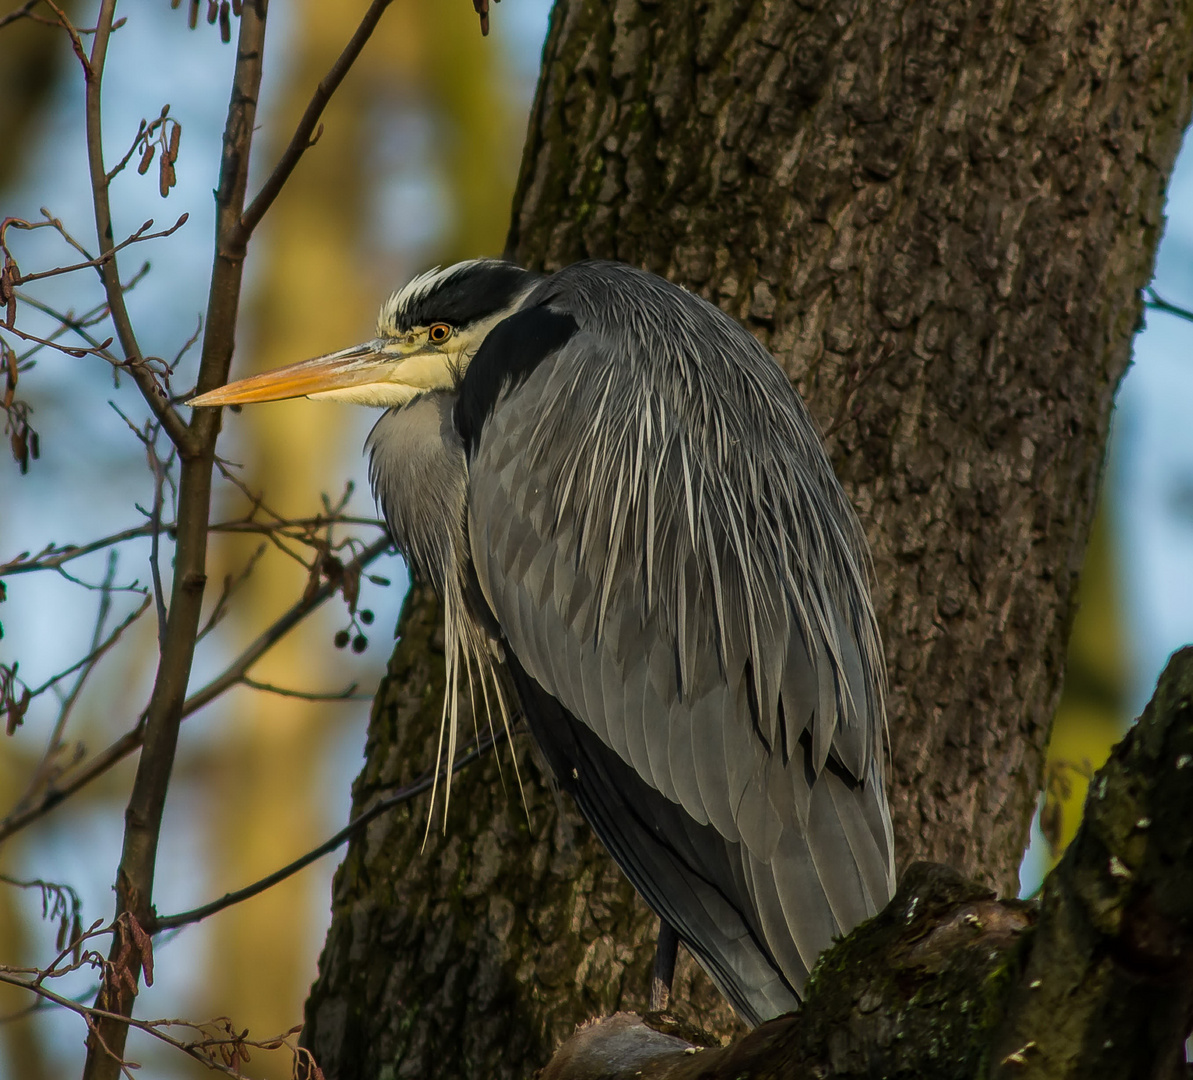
[468, 319, 894, 1024]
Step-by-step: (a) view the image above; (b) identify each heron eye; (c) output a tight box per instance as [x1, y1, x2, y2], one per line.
[428, 322, 453, 344]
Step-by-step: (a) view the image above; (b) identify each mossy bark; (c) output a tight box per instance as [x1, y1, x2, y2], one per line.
[301, 1, 1193, 1076]
[536, 650, 1193, 1079]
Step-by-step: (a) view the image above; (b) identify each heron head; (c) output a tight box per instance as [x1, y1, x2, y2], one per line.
[188, 259, 538, 409]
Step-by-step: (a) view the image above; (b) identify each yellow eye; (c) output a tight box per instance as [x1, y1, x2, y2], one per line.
[428, 322, 452, 344]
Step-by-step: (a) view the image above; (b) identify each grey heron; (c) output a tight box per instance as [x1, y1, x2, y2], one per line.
[190, 259, 894, 1026]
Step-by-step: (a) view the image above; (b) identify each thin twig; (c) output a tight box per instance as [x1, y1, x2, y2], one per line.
[0, 514, 385, 575]
[3, 213, 188, 287]
[0, 1, 40, 32]
[235, 0, 397, 244]
[180, 533, 391, 716]
[196, 542, 267, 641]
[0, 537, 390, 846]
[1145, 287, 1193, 325]
[0, 971, 276, 1080]
[2, 321, 114, 360]
[145, 435, 171, 650]
[73, 0, 193, 458]
[10, 553, 121, 814]
[152, 730, 502, 932]
[21, 596, 150, 700]
[14, 281, 144, 365]
[239, 676, 365, 701]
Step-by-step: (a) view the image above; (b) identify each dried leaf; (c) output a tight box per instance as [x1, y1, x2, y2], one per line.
[1, 260, 16, 328]
[302, 554, 324, 605]
[127, 914, 155, 987]
[3, 341, 16, 407]
[340, 561, 360, 612]
[10, 423, 27, 473]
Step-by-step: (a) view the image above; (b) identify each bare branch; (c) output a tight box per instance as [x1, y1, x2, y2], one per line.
[9, 553, 121, 814]
[235, 0, 396, 243]
[0, 514, 384, 576]
[0, 726, 142, 845]
[0, 969, 294, 1080]
[196, 542, 267, 641]
[2, 321, 114, 361]
[0, 2, 40, 32]
[0, 534, 390, 846]
[20, 595, 150, 702]
[152, 730, 502, 933]
[74, 0, 193, 456]
[239, 676, 365, 701]
[39, 0, 92, 75]
[1, 212, 189, 287]
[83, 0, 272, 1065]
[1145, 286, 1193, 326]
[180, 533, 391, 716]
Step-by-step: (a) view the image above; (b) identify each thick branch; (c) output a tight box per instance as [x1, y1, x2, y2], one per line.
[990, 646, 1193, 1079]
[540, 649, 1193, 1079]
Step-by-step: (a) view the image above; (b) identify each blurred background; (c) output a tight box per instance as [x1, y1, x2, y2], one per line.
[0, 3, 1188, 1077]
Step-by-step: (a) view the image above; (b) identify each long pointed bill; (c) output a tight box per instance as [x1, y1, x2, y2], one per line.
[187, 341, 388, 406]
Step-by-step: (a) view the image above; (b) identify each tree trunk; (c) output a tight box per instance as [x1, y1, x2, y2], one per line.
[301, 1, 1193, 1076]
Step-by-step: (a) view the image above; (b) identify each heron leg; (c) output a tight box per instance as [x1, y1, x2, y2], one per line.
[650, 919, 679, 1012]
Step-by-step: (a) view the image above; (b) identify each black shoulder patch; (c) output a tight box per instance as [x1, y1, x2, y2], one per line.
[455, 305, 578, 454]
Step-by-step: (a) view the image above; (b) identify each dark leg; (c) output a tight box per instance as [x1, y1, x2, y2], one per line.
[650, 919, 679, 1012]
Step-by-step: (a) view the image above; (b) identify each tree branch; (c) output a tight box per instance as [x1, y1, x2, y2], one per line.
[81, 3, 271, 1074]
[151, 730, 500, 933]
[538, 649, 1193, 1079]
[75, 1, 193, 455]
[0, 535, 390, 846]
[234, 0, 395, 244]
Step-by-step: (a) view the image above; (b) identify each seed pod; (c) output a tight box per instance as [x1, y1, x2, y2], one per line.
[352, 635, 368, 654]
[188, 0, 199, 29]
[137, 142, 155, 175]
[206, 0, 217, 24]
[219, 2, 231, 42]
[334, 629, 350, 649]
[167, 122, 181, 163]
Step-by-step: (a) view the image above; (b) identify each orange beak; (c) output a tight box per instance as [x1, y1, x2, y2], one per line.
[187, 342, 387, 406]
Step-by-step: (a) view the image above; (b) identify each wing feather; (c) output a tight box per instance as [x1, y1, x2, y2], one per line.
[463, 263, 893, 1022]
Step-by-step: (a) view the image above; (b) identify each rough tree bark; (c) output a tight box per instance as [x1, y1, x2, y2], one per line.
[301, 1, 1193, 1077]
